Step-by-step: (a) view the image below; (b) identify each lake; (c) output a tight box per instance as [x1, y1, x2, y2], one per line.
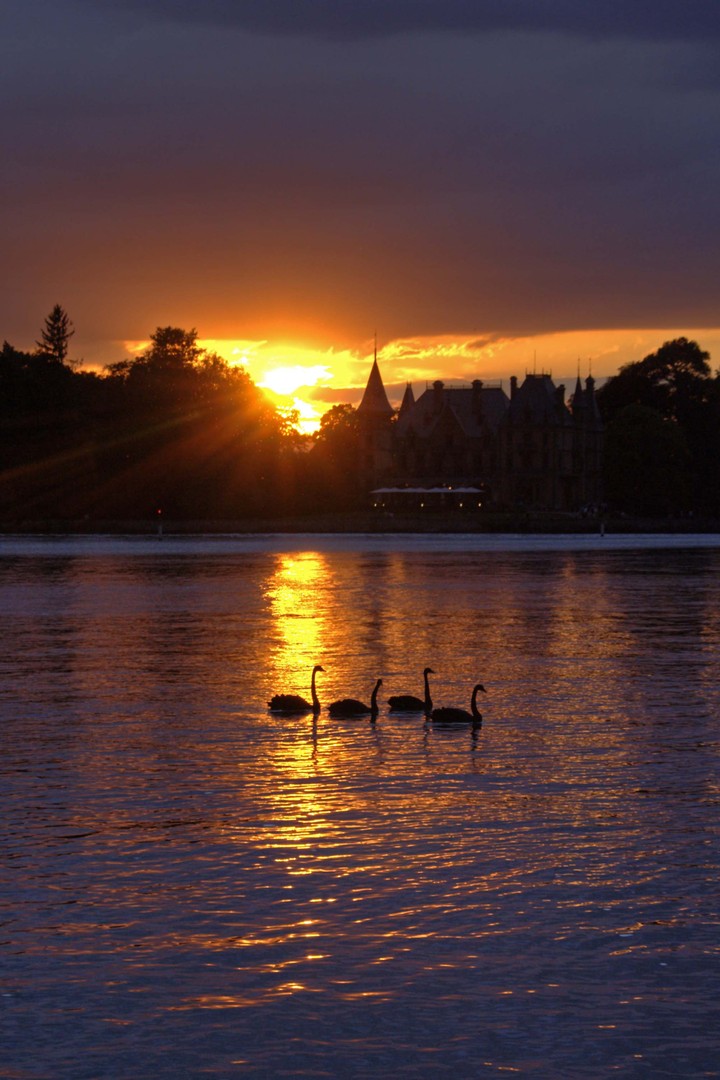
[2, 532, 719, 1078]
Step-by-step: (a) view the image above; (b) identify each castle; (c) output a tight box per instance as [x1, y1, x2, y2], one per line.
[355, 356, 604, 512]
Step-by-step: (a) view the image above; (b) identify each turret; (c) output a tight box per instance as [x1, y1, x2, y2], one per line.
[572, 374, 586, 415]
[585, 375, 602, 425]
[357, 356, 394, 420]
[356, 348, 394, 485]
[398, 381, 416, 418]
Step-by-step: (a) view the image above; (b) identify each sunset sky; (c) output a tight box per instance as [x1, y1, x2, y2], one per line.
[4, 1, 720, 430]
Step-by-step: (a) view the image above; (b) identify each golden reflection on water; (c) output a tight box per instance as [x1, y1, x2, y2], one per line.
[264, 551, 331, 695]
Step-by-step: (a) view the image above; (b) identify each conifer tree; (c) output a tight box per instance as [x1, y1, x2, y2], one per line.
[36, 304, 74, 363]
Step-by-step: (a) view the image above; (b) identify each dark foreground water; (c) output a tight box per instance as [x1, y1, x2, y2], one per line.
[1, 533, 719, 1079]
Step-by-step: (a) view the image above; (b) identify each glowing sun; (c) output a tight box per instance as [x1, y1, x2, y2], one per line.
[259, 364, 331, 396]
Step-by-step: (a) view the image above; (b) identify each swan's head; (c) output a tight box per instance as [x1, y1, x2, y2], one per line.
[313, 665, 325, 674]
[423, 667, 435, 675]
[474, 683, 487, 693]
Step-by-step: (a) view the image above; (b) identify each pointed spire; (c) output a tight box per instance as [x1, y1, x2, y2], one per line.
[571, 373, 586, 419]
[585, 373, 602, 423]
[357, 343, 394, 418]
[399, 381, 415, 416]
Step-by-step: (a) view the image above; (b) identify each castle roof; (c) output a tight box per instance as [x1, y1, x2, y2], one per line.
[507, 373, 571, 425]
[357, 357, 394, 418]
[396, 381, 509, 438]
[570, 374, 603, 425]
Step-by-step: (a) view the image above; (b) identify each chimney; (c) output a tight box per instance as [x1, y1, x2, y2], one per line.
[433, 379, 444, 411]
[510, 375, 518, 399]
[472, 379, 483, 418]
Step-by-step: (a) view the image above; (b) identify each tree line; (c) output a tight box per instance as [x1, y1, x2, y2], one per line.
[0, 309, 356, 524]
[1, 307, 719, 523]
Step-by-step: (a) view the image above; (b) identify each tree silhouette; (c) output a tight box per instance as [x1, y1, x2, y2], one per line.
[36, 304, 75, 363]
[597, 338, 712, 424]
[308, 403, 364, 510]
[597, 337, 720, 514]
[603, 404, 691, 516]
[102, 326, 297, 519]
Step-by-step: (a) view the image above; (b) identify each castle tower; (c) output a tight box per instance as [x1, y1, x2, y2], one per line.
[357, 355, 394, 420]
[356, 347, 394, 485]
[398, 381, 416, 419]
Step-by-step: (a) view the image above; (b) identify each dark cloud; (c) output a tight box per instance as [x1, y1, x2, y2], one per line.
[2, 1, 720, 360]
[82, 0, 720, 43]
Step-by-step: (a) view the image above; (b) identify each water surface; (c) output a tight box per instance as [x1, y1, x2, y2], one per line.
[2, 534, 719, 1078]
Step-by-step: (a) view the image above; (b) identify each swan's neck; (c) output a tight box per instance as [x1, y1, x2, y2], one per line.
[311, 669, 320, 710]
[471, 686, 482, 720]
[423, 670, 432, 709]
[370, 680, 381, 711]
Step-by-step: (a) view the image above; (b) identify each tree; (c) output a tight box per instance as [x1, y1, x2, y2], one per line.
[308, 403, 364, 510]
[597, 337, 720, 515]
[138, 326, 202, 371]
[106, 326, 209, 420]
[101, 326, 300, 519]
[36, 304, 75, 364]
[315, 403, 360, 445]
[597, 337, 712, 426]
[603, 404, 691, 516]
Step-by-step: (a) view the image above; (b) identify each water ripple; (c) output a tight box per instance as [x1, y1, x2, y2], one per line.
[1, 539, 719, 1077]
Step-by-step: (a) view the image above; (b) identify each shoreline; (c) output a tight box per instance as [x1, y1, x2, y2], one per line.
[2, 511, 719, 537]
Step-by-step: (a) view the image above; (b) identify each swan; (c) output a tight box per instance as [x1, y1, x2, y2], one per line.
[268, 664, 324, 714]
[430, 683, 486, 725]
[387, 667, 435, 713]
[328, 678, 382, 718]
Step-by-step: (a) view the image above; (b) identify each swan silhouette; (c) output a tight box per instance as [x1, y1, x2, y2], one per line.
[431, 683, 486, 725]
[328, 678, 382, 718]
[387, 667, 435, 713]
[268, 664, 324, 714]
